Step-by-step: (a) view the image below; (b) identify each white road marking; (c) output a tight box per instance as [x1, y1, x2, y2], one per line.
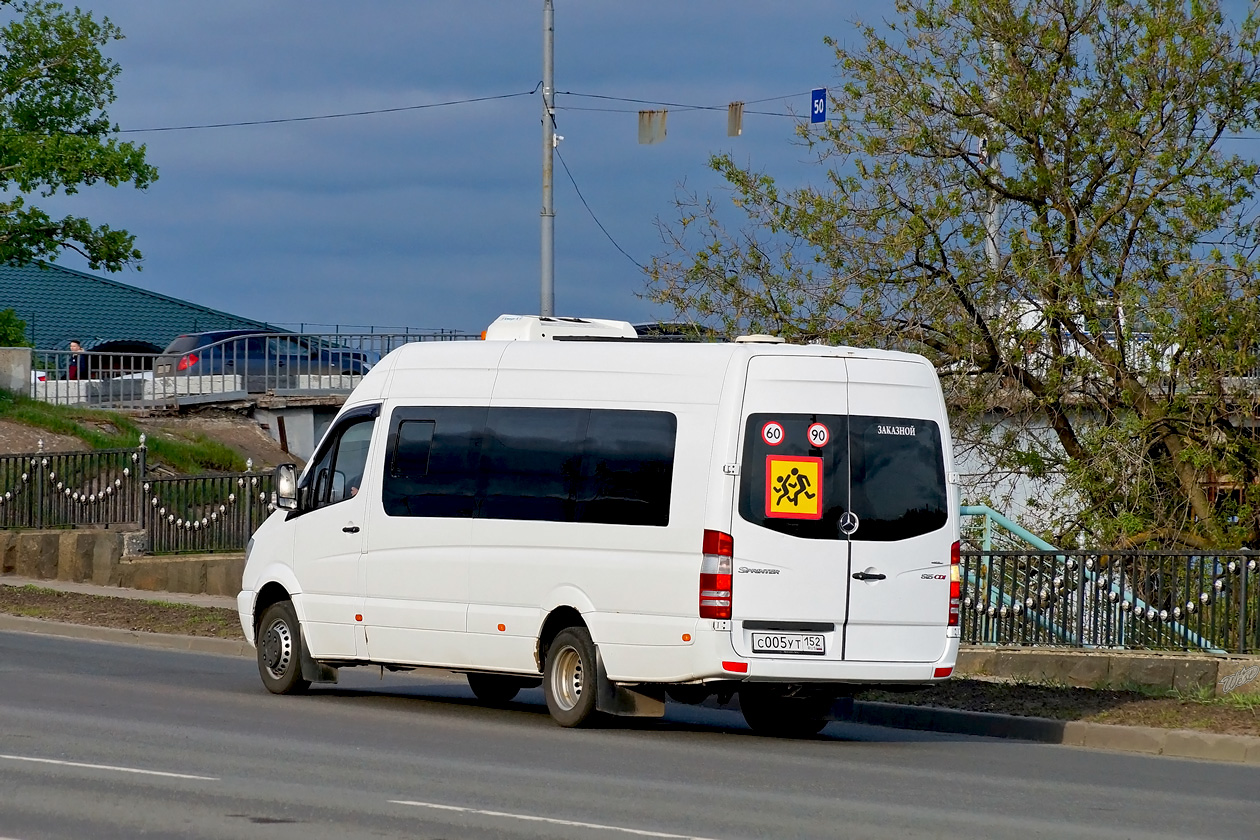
[390, 799, 723, 839]
[0, 753, 217, 781]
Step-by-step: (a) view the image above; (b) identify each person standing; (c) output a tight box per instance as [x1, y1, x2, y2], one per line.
[66, 340, 89, 380]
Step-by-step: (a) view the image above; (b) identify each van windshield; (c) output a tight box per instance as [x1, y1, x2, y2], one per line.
[738, 413, 947, 542]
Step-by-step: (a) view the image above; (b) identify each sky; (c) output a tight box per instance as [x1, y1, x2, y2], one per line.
[35, 1, 858, 336]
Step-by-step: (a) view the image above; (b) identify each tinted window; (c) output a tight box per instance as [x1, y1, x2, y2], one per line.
[738, 412, 947, 541]
[383, 407, 486, 518]
[577, 409, 675, 526]
[739, 413, 850, 541]
[849, 415, 947, 541]
[390, 420, 435, 478]
[383, 406, 676, 526]
[480, 408, 586, 522]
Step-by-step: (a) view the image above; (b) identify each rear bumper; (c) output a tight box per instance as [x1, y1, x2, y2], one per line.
[600, 623, 959, 685]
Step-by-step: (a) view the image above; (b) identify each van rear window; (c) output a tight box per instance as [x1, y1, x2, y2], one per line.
[738, 413, 947, 541]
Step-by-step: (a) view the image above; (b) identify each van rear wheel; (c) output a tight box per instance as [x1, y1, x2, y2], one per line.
[256, 601, 311, 695]
[739, 688, 831, 737]
[544, 627, 599, 727]
[467, 673, 531, 704]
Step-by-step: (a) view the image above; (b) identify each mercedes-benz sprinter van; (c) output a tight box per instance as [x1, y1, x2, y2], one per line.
[239, 315, 960, 735]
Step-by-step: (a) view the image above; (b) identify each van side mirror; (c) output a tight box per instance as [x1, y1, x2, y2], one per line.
[275, 463, 298, 510]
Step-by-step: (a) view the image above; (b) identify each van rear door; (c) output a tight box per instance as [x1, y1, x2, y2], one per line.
[729, 356, 851, 662]
[843, 357, 951, 663]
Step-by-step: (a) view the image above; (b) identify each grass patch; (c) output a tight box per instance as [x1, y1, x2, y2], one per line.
[0, 584, 243, 639]
[0, 390, 245, 473]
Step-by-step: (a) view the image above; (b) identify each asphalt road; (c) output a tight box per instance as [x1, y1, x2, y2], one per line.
[0, 629, 1256, 840]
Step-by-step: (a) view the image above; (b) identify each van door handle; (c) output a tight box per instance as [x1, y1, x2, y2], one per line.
[342, 525, 360, 533]
[852, 571, 886, 581]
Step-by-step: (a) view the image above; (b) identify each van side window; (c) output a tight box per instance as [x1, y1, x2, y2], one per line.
[480, 408, 586, 522]
[306, 416, 376, 509]
[383, 407, 486, 518]
[577, 409, 675, 526]
[391, 420, 436, 477]
[383, 406, 677, 526]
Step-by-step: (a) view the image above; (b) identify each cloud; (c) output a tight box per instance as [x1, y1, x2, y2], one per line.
[39, 0, 849, 333]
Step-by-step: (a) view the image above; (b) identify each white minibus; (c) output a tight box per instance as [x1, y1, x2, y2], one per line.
[239, 315, 960, 735]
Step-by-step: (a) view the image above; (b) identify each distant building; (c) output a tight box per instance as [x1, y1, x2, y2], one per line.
[0, 262, 273, 353]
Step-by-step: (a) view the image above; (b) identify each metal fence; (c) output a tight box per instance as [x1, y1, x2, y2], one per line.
[0, 447, 143, 529]
[144, 472, 274, 555]
[960, 549, 1259, 653]
[28, 330, 478, 409]
[0, 441, 273, 555]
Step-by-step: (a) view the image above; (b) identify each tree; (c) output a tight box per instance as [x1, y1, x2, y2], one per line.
[0, 306, 28, 344]
[0, 1, 156, 271]
[649, 0, 1260, 548]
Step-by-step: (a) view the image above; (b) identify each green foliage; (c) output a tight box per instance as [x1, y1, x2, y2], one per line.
[0, 1, 157, 271]
[0, 389, 246, 473]
[650, 0, 1260, 548]
[0, 306, 29, 345]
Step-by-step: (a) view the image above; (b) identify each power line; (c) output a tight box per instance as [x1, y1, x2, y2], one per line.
[557, 89, 809, 111]
[552, 134, 645, 271]
[558, 104, 794, 118]
[116, 87, 540, 133]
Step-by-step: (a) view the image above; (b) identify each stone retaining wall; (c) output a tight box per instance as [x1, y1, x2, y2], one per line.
[0, 529, 243, 597]
[958, 646, 1260, 698]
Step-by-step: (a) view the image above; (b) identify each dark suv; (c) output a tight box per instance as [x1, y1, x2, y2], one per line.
[154, 330, 373, 380]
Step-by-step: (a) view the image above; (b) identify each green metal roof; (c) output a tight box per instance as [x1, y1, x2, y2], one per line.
[0, 262, 274, 350]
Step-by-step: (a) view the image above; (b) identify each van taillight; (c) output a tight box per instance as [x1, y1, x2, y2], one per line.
[177, 353, 199, 371]
[699, 529, 733, 619]
[948, 540, 961, 627]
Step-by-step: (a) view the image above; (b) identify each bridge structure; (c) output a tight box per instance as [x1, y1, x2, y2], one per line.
[3, 329, 478, 459]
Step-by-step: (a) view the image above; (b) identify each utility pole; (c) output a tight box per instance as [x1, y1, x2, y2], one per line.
[540, 0, 556, 316]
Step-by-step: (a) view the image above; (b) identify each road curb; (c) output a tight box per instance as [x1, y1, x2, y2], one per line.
[0, 613, 252, 658]
[852, 700, 1260, 764]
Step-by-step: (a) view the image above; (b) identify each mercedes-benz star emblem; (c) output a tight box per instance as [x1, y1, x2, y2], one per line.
[839, 511, 860, 535]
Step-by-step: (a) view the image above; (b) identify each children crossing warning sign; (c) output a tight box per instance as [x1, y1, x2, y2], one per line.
[765, 455, 823, 520]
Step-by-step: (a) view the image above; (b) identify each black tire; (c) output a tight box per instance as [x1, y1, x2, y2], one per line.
[467, 673, 530, 704]
[256, 601, 311, 695]
[739, 687, 832, 737]
[543, 627, 600, 727]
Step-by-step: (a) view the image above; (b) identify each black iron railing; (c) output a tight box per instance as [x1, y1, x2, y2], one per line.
[144, 471, 274, 555]
[0, 440, 273, 555]
[960, 549, 1259, 653]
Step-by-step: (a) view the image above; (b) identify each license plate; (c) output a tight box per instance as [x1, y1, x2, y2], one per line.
[750, 632, 825, 656]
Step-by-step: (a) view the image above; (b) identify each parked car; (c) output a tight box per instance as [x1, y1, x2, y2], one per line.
[154, 330, 372, 379]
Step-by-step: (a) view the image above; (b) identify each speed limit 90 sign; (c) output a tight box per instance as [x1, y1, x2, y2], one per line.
[807, 422, 830, 447]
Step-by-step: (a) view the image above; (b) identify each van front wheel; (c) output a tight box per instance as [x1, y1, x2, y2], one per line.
[256, 601, 311, 695]
[544, 627, 599, 727]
